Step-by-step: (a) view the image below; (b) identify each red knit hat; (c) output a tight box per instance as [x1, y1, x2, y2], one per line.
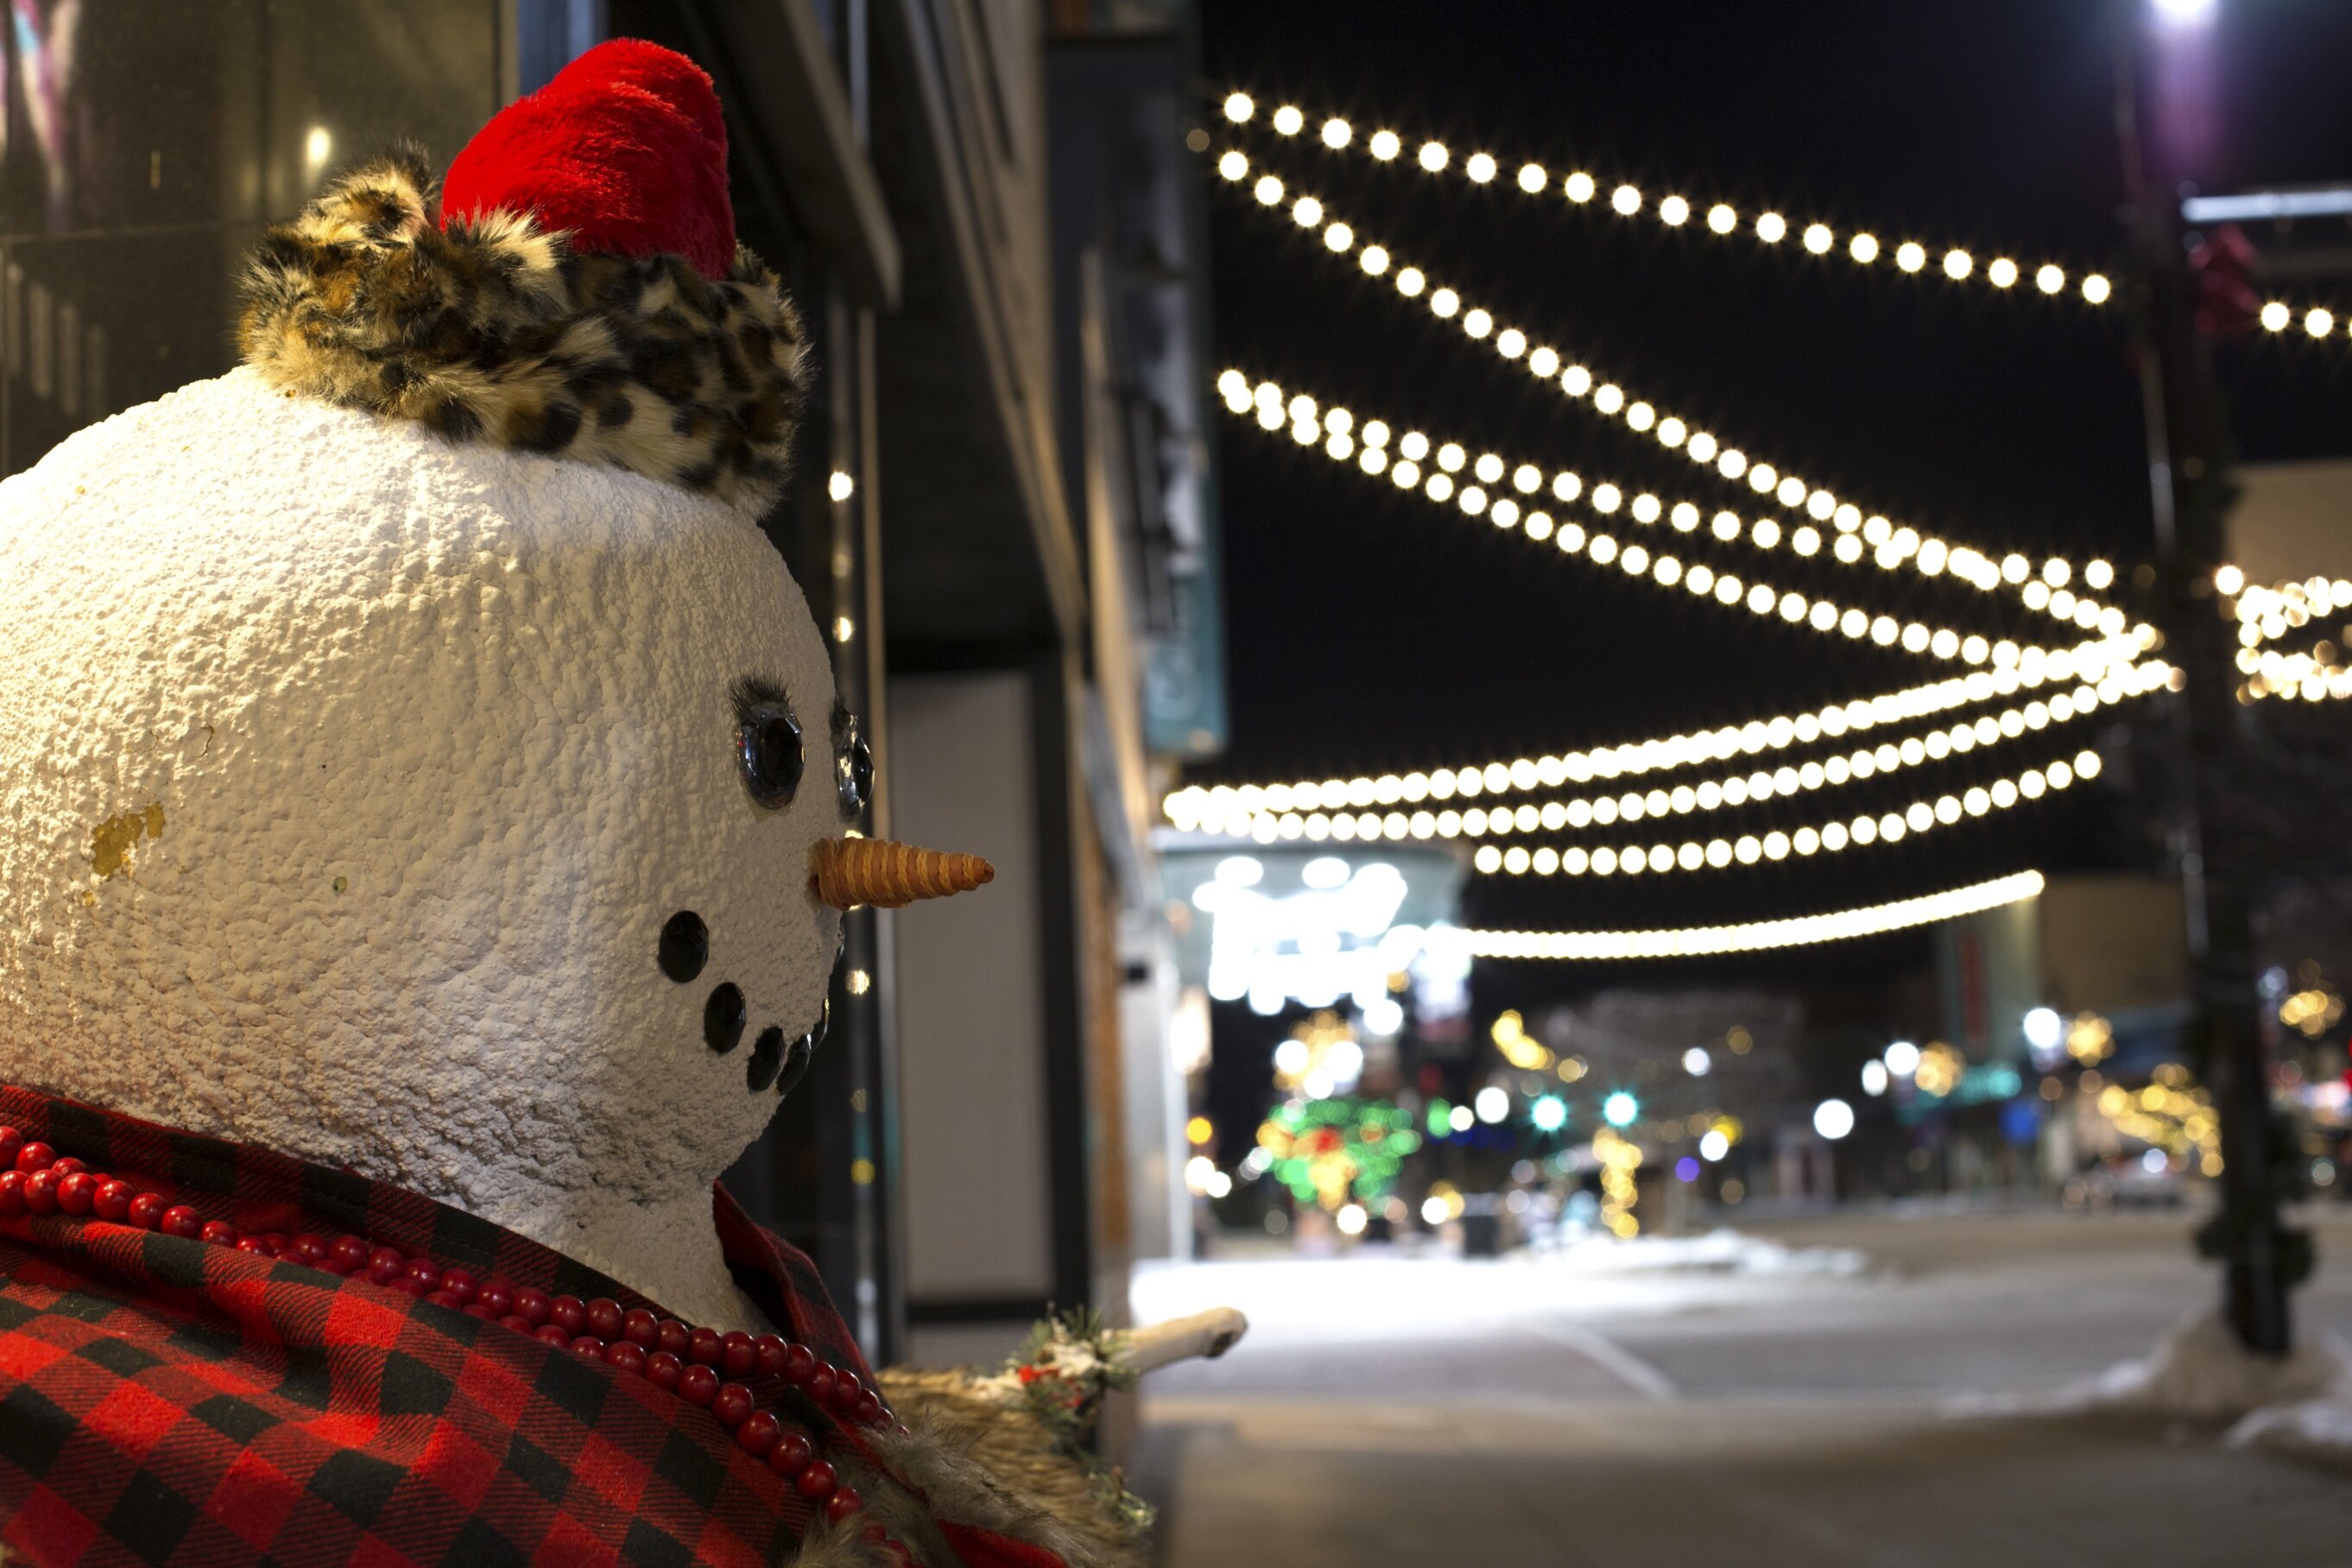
[441, 39, 737, 280]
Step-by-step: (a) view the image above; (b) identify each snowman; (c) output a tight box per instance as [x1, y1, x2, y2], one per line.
[0, 40, 1235, 1568]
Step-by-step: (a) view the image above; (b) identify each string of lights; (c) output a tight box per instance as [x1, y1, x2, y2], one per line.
[1217, 382, 2041, 665]
[1221, 370, 2138, 648]
[1166, 662, 2167, 844]
[1220, 92, 2352, 346]
[1223, 93, 2116, 309]
[1166, 634, 2153, 827]
[2217, 571, 2352, 698]
[2244, 653, 2352, 703]
[2229, 569, 2351, 641]
[2256, 300, 2352, 345]
[1463, 747, 2102, 879]
[1210, 148, 2129, 631]
[1463, 870, 2046, 960]
[1217, 376, 2137, 669]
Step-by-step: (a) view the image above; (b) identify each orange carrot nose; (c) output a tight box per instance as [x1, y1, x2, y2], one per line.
[811, 837, 994, 909]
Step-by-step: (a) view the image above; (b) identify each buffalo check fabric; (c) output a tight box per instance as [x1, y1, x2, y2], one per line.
[0, 1086, 870, 1566]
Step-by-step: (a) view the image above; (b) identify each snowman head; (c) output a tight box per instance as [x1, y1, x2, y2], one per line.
[0, 41, 986, 1237]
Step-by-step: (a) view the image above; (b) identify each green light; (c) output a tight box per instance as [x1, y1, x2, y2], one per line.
[1426, 1098, 1452, 1138]
[1259, 1094, 1432, 1211]
[1603, 1091, 1639, 1128]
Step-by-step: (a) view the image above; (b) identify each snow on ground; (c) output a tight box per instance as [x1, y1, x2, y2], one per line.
[1539, 1228, 1868, 1278]
[2230, 1389, 2352, 1456]
[1952, 1306, 2352, 1452]
[1131, 1229, 1875, 1344]
[2058, 1310, 2340, 1416]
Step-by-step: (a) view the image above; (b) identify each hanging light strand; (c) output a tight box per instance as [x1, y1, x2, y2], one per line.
[1453, 747, 2102, 880]
[2216, 572, 2352, 699]
[1209, 149, 2129, 631]
[1170, 627, 2151, 822]
[2241, 656, 2352, 704]
[1166, 661, 2168, 844]
[1221, 369, 2140, 649]
[1217, 92, 2348, 341]
[1218, 381, 2033, 665]
[2230, 571, 2352, 644]
[1221, 95, 2118, 309]
[2256, 300, 2352, 345]
[1464, 870, 2045, 960]
[1216, 371, 2163, 699]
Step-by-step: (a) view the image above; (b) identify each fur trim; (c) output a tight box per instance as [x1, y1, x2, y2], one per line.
[870, 1377, 1149, 1568]
[791, 1514, 902, 1568]
[238, 149, 808, 513]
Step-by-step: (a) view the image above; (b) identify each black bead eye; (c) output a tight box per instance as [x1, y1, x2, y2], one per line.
[733, 680, 803, 809]
[834, 710, 873, 819]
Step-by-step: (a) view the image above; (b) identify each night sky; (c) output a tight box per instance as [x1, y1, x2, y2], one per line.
[1190, 1, 2352, 1006]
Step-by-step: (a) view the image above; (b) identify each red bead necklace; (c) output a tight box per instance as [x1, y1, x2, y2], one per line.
[0, 1126, 914, 1560]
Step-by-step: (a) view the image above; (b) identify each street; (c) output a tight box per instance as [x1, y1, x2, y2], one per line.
[1129, 1209, 2352, 1566]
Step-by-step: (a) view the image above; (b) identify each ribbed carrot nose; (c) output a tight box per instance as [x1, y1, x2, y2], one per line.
[811, 837, 994, 909]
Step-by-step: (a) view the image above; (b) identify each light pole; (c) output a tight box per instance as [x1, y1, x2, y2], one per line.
[2112, 0, 2300, 1355]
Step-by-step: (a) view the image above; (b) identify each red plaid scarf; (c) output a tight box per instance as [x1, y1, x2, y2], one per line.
[0, 1085, 881, 1566]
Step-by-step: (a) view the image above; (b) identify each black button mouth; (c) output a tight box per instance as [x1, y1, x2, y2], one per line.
[747, 1027, 785, 1091]
[704, 983, 747, 1054]
[776, 1031, 816, 1099]
[658, 910, 709, 983]
[776, 997, 829, 1099]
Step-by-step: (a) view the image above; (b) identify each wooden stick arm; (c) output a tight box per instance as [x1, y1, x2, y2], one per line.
[1117, 1307, 1248, 1375]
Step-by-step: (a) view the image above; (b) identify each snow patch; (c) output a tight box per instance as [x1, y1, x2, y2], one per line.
[2229, 1392, 2352, 1455]
[1132, 1229, 1874, 1344]
[1540, 1228, 1868, 1279]
[1957, 1309, 2346, 1423]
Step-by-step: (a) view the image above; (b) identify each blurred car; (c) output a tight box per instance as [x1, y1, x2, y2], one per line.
[2063, 1149, 2189, 1211]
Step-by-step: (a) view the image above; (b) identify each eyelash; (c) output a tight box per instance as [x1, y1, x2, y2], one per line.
[733, 676, 793, 728]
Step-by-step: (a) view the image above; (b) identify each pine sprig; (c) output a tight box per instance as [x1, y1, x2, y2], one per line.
[996, 1308, 1154, 1536]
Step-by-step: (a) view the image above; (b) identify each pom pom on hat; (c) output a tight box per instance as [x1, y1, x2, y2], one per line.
[442, 39, 737, 279]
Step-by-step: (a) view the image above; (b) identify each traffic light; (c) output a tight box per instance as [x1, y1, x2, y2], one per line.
[2189, 224, 2262, 338]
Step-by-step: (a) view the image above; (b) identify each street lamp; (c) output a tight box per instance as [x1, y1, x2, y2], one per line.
[2115, 0, 2301, 1356]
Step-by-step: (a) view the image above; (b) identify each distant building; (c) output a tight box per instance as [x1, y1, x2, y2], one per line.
[2228, 458, 2352, 588]
[1935, 874, 2188, 1066]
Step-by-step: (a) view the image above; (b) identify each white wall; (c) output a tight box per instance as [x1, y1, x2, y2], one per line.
[888, 672, 1056, 1311]
[1117, 914, 1190, 1263]
[2230, 458, 2352, 586]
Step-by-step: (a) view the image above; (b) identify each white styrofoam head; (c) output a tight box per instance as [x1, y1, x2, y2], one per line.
[0, 368, 845, 1252]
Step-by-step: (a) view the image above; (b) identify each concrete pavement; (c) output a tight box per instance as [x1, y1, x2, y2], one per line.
[1128, 1208, 2352, 1567]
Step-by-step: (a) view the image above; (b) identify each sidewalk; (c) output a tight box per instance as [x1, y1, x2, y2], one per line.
[1137, 1396, 2348, 1568]
[1127, 1211, 2352, 1567]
